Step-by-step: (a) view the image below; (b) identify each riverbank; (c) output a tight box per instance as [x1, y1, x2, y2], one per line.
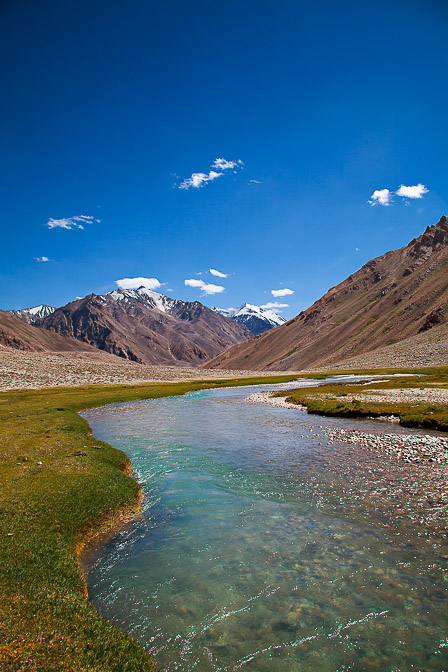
[245, 369, 448, 463]
[274, 368, 448, 429]
[0, 374, 301, 671]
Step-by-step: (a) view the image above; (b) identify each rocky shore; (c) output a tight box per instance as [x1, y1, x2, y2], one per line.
[244, 390, 307, 410]
[325, 427, 448, 464]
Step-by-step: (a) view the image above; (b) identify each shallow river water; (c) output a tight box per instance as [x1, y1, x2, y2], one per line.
[82, 380, 448, 671]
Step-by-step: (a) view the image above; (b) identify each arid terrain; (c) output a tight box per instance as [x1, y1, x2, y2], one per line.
[319, 321, 448, 370]
[0, 344, 291, 390]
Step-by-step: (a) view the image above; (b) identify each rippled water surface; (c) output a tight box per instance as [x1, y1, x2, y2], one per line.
[82, 382, 448, 671]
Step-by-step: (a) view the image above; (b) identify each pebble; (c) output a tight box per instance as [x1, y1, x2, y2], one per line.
[324, 427, 448, 465]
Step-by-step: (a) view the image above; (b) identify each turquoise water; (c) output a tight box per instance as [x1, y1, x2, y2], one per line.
[82, 382, 448, 671]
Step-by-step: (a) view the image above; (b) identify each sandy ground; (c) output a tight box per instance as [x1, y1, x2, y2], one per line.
[0, 345, 293, 391]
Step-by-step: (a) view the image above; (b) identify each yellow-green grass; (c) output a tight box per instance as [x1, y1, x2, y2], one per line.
[0, 375, 300, 671]
[274, 367, 448, 431]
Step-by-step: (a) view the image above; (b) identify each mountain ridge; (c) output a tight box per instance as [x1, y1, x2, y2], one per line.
[38, 287, 252, 366]
[0, 310, 99, 353]
[205, 215, 448, 371]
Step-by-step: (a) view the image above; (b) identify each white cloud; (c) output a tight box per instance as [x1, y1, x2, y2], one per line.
[212, 158, 244, 171]
[396, 183, 428, 199]
[184, 278, 203, 288]
[46, 214, 100, 229]
[115, 277, 162, 290]
[271, 288, 294, 297]
[209, 268, 228, 278]
[368, 183, 429, 207]
[249, 179, 262, 184]
[368, 189, 392, 206]
[178, 158, 244, 190]
[261, 302, 289, 312]
[179, 171, 223, 190]
[184, 278, 225, 295]
[35, 256, 49, 262]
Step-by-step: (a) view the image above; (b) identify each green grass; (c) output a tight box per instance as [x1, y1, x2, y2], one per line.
[274, 367, 448, 431]
[0, 374, 301, 671]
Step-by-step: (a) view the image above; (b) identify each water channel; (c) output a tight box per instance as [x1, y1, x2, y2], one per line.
[82, 379, 448, 671]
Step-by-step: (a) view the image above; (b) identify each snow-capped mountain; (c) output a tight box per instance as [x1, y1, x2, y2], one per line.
[38, 286, 252, 366]
[100, 287, 182, 314]
[9, 304, 56, 325]
[212, 303, 286, 336]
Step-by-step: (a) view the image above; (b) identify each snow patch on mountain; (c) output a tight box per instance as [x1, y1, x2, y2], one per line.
[212, 303, 286, 336]
[9, 304, 56, 324]
[103, 286, 179, 314]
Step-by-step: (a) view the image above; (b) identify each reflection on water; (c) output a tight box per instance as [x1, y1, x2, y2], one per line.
[82, 383, 448, 671]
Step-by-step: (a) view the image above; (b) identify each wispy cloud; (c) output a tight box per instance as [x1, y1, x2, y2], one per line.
[271, 288, 294, 297]
[178, 158, 243, 190]
[115, 277, 162, 290]
[249, 179, 261, 184]
[209, 268, 228, 278]
[185, 278, 225, 295]
[35, 256, 49, 262]
[261, 301, 289, 312]
[179, 171, 223, 190]
[212, 158, 244, 171]
[368, 189, 392, 206]
[396, 183, 428, 199]
[46, 214, 100, 230]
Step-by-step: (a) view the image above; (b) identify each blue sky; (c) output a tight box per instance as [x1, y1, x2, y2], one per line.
[1, 0, 447, 319]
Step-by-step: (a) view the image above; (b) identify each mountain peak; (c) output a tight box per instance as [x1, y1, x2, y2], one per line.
[8, 304, 56, 325]
[212, 302, 286, 335]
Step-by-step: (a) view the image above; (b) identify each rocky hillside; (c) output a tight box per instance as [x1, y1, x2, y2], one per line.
[0, 311, 99, 353]
[39, 287, 251, 366]
[212, 303, 286, 336]
[205, 215, 448, 371]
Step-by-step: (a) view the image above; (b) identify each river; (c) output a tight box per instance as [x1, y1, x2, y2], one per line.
[82, 379, 448, 671]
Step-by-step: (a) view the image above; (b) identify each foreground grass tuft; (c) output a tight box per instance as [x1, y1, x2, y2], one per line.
[0, 375, 299, 671]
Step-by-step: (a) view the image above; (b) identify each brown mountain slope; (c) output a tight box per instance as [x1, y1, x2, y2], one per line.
[0, 311, 99, 353]
[323, 321, 448, 371]
[205, 215, 448, 371]
[39, 288, 251, 366]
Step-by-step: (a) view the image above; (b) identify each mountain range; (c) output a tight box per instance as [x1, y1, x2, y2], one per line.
[29, 288, 252, 367]
[206, 215, 448, 370]
[2, 215, 447, 370]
